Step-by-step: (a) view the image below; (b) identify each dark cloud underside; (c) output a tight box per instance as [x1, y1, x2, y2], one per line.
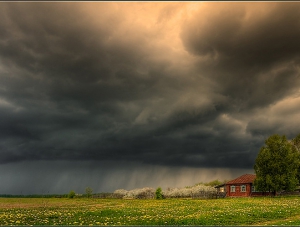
[0, 3, 300, 193]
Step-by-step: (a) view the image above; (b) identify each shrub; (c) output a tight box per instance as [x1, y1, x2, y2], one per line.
[155, 187, 163, 199]
[68, 190, 76, 199]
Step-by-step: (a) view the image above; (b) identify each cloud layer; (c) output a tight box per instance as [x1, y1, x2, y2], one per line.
[0, 2, 300, 193]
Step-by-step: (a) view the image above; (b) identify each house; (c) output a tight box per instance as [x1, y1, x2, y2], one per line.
[214, 183, 226, 193]
[225, 174, 256, 197]
[215, 174, 269, 197]
[216, 173, 300, 197]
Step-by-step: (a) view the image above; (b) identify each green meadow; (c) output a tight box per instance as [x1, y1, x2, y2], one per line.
[1, 197, 300, 226]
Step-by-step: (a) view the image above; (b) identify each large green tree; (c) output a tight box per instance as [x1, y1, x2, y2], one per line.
[254, 134, 300, 195]
[291, 133, 300, 152]
[291, 133, 300, 182]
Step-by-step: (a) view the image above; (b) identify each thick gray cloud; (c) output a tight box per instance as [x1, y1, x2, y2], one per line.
[0, 2, 300, 193]
[181, 3, 300, 110]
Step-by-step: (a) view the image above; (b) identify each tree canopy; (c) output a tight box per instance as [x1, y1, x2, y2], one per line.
[85, 187, 93, 198]
[291, 134, 300, 152]
[291, 134, 300, 182]
[254, 134, 300, 195]
[68, 190, 76, 199]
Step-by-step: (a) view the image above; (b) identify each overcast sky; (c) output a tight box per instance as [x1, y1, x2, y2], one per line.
[1, 2, 300, 194]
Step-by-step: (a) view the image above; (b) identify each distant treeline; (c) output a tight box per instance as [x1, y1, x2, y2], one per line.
[91, 193, 114, 198]
[0, 193, 114, 198]
[0, 194, 69, 198]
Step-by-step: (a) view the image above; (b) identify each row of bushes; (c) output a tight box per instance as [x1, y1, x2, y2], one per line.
[164, 185, 216, 198]
[112, 184, 224, 199]
[113, 187, 155, 199]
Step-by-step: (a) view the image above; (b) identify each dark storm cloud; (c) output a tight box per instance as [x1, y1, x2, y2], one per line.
[181, 3, 300, 110]
[0, 2, 300, 185]
[183, 3, 300, 64]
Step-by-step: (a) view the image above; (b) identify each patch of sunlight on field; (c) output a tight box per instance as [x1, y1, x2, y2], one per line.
[0, 197, 300, 225]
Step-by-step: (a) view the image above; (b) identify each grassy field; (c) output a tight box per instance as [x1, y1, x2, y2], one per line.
[1, 197, 300, 225]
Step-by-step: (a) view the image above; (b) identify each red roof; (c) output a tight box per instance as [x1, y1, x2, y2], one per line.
[226, 174, 256, 185]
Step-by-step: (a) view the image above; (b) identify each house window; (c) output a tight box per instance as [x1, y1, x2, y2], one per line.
[251, 186, 256, 192]
[230, 185, 235, 192]
[241, 185, 246, 192]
